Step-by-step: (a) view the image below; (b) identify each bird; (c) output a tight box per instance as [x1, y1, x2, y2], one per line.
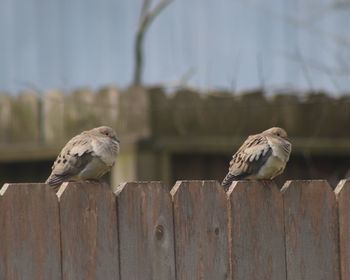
[46, 126, 120, 190]
[221, 127, 291, 191]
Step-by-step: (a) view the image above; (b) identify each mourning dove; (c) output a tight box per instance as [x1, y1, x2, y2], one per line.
[221, 127, 291, 190]
[46, 126, 120, 190]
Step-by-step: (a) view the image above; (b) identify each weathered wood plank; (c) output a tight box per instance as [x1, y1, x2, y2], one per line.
[0, 183, 61, 280]
[335, 179, 350, 280]
[95, 86, 120, 128]
[64, 89, 99, 137]
[115, 181, 175, 280]
[228, 181, 286, 280]
[43, 90, 65, 143]
[0, 94, 12, 143]
[58, 182, 119, 280]
[282, 180, 340, 280]
[171, 180, 230, 280]
[12, 91, 40, 142]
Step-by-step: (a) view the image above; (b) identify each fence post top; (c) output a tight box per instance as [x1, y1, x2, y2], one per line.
[56, 181, 111, 200]
[170, 180, 224, 198]
[335, 179, 350, 198]
[281, 180, 333, 195]
[57, 182, 69, 200]
[0, 183, 54, 197]
[227, 180, 279, 196]
[114, 181, 165, 196]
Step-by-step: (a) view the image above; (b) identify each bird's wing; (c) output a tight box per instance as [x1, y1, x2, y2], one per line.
[46, 133, 95, 186]
[222, 134, 272, 189]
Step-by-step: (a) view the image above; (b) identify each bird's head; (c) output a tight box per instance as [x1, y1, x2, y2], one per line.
[263, 127, 289, 140]
[95, 126, 120, 143]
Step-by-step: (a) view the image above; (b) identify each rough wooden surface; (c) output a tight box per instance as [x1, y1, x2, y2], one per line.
[58, 182, 119, 280]
[43, 90, 65, 143]
[95, 87, 120, 128]
[64, 89, 99, 137]
[282, 180, 340, 280]
[228, 181, 286, 280]
[12, 91, 40, 142]
[171, 180, 230, 280]
[0, 94, 12, 143]
[0, 183, 61, 280]
[115, 182, 175, 280]
[0, 180, 349, 279]
[335, 179, 350, 280]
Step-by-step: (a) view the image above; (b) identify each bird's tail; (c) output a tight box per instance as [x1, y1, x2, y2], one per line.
[45, 174, 67, 192]
[221, 172, 237, 191]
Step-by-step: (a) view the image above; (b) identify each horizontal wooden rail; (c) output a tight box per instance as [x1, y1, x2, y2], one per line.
[0, 180, 348, 280]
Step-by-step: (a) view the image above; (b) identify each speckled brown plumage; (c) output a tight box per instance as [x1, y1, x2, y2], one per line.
[222, 127, 291, 190]
[46, 126, 120, 190]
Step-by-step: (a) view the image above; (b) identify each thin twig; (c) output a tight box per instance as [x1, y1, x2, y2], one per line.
[133, 0, 173, 85]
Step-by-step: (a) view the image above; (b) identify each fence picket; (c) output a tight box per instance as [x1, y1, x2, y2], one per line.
[115, 182, 176, 280]
[282, 180, 340, 280]
[0, 183, 61, 280]
[228, 181, 286, 280]
[335, 179, 350, 280]
[58, 182, 119, 280]
[0, 179, 347, 279]
[171, 180, 230, 280]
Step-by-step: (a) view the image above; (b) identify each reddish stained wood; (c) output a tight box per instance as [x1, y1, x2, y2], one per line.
[282, 180, 340, 280]
[335, 179, 350, 280]
[58, 182, 119, 280]
[115, 181, 176, 280]
[228, 181, 286, 280]
[0, 183, 61, 280]
[171, 180, 230, 280]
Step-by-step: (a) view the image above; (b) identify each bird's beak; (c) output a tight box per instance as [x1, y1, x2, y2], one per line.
[115, 137, 120, 144]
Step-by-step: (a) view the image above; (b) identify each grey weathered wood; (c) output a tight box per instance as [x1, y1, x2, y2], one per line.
[115, 181, 175, 280]
[282, 180, 340, 280]
[119, 86, 151, 142]
[12, 91, 40, 142]
[95, 86, 120, 127]
[64, 89, 99, 136]
[335, 179, 350, 280]
[228, 181, 286, 280]
[171, 180, 230, 280]
[43, 90, 65, 143]
[0, 94, 12, 143]
[0, 183, 61, 280]
[58, 182, 119, 280]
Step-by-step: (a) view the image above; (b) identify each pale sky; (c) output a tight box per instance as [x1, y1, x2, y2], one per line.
[0, 0, 349, 94]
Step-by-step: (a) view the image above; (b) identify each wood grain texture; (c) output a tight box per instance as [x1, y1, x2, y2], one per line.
[115, 181, 175, 280]
[282, 180, 340, 280]
[58, 181, 119, 280]
[335, 179, 350, 280]
[228, 181, 286, 280]
[171, 180, 230, 280]
[0, 183, 61, 280]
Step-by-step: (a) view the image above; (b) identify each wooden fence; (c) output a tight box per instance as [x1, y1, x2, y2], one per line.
[0, 179, 349, 280]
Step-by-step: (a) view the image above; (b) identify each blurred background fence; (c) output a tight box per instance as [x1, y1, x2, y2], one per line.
[0, 86, 350, 187]
[0, 179, 348, 280]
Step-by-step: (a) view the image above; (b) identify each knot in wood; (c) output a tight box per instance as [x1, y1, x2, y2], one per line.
[155, 224, 164, 240]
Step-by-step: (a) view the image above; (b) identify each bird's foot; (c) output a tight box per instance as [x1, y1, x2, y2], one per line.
[261, 179, 273, 187]
[86, 179, 101, 184]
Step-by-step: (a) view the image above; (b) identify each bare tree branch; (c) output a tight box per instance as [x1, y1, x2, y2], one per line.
[133, 0, 173, 85]
[283, 50, 350, 76]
